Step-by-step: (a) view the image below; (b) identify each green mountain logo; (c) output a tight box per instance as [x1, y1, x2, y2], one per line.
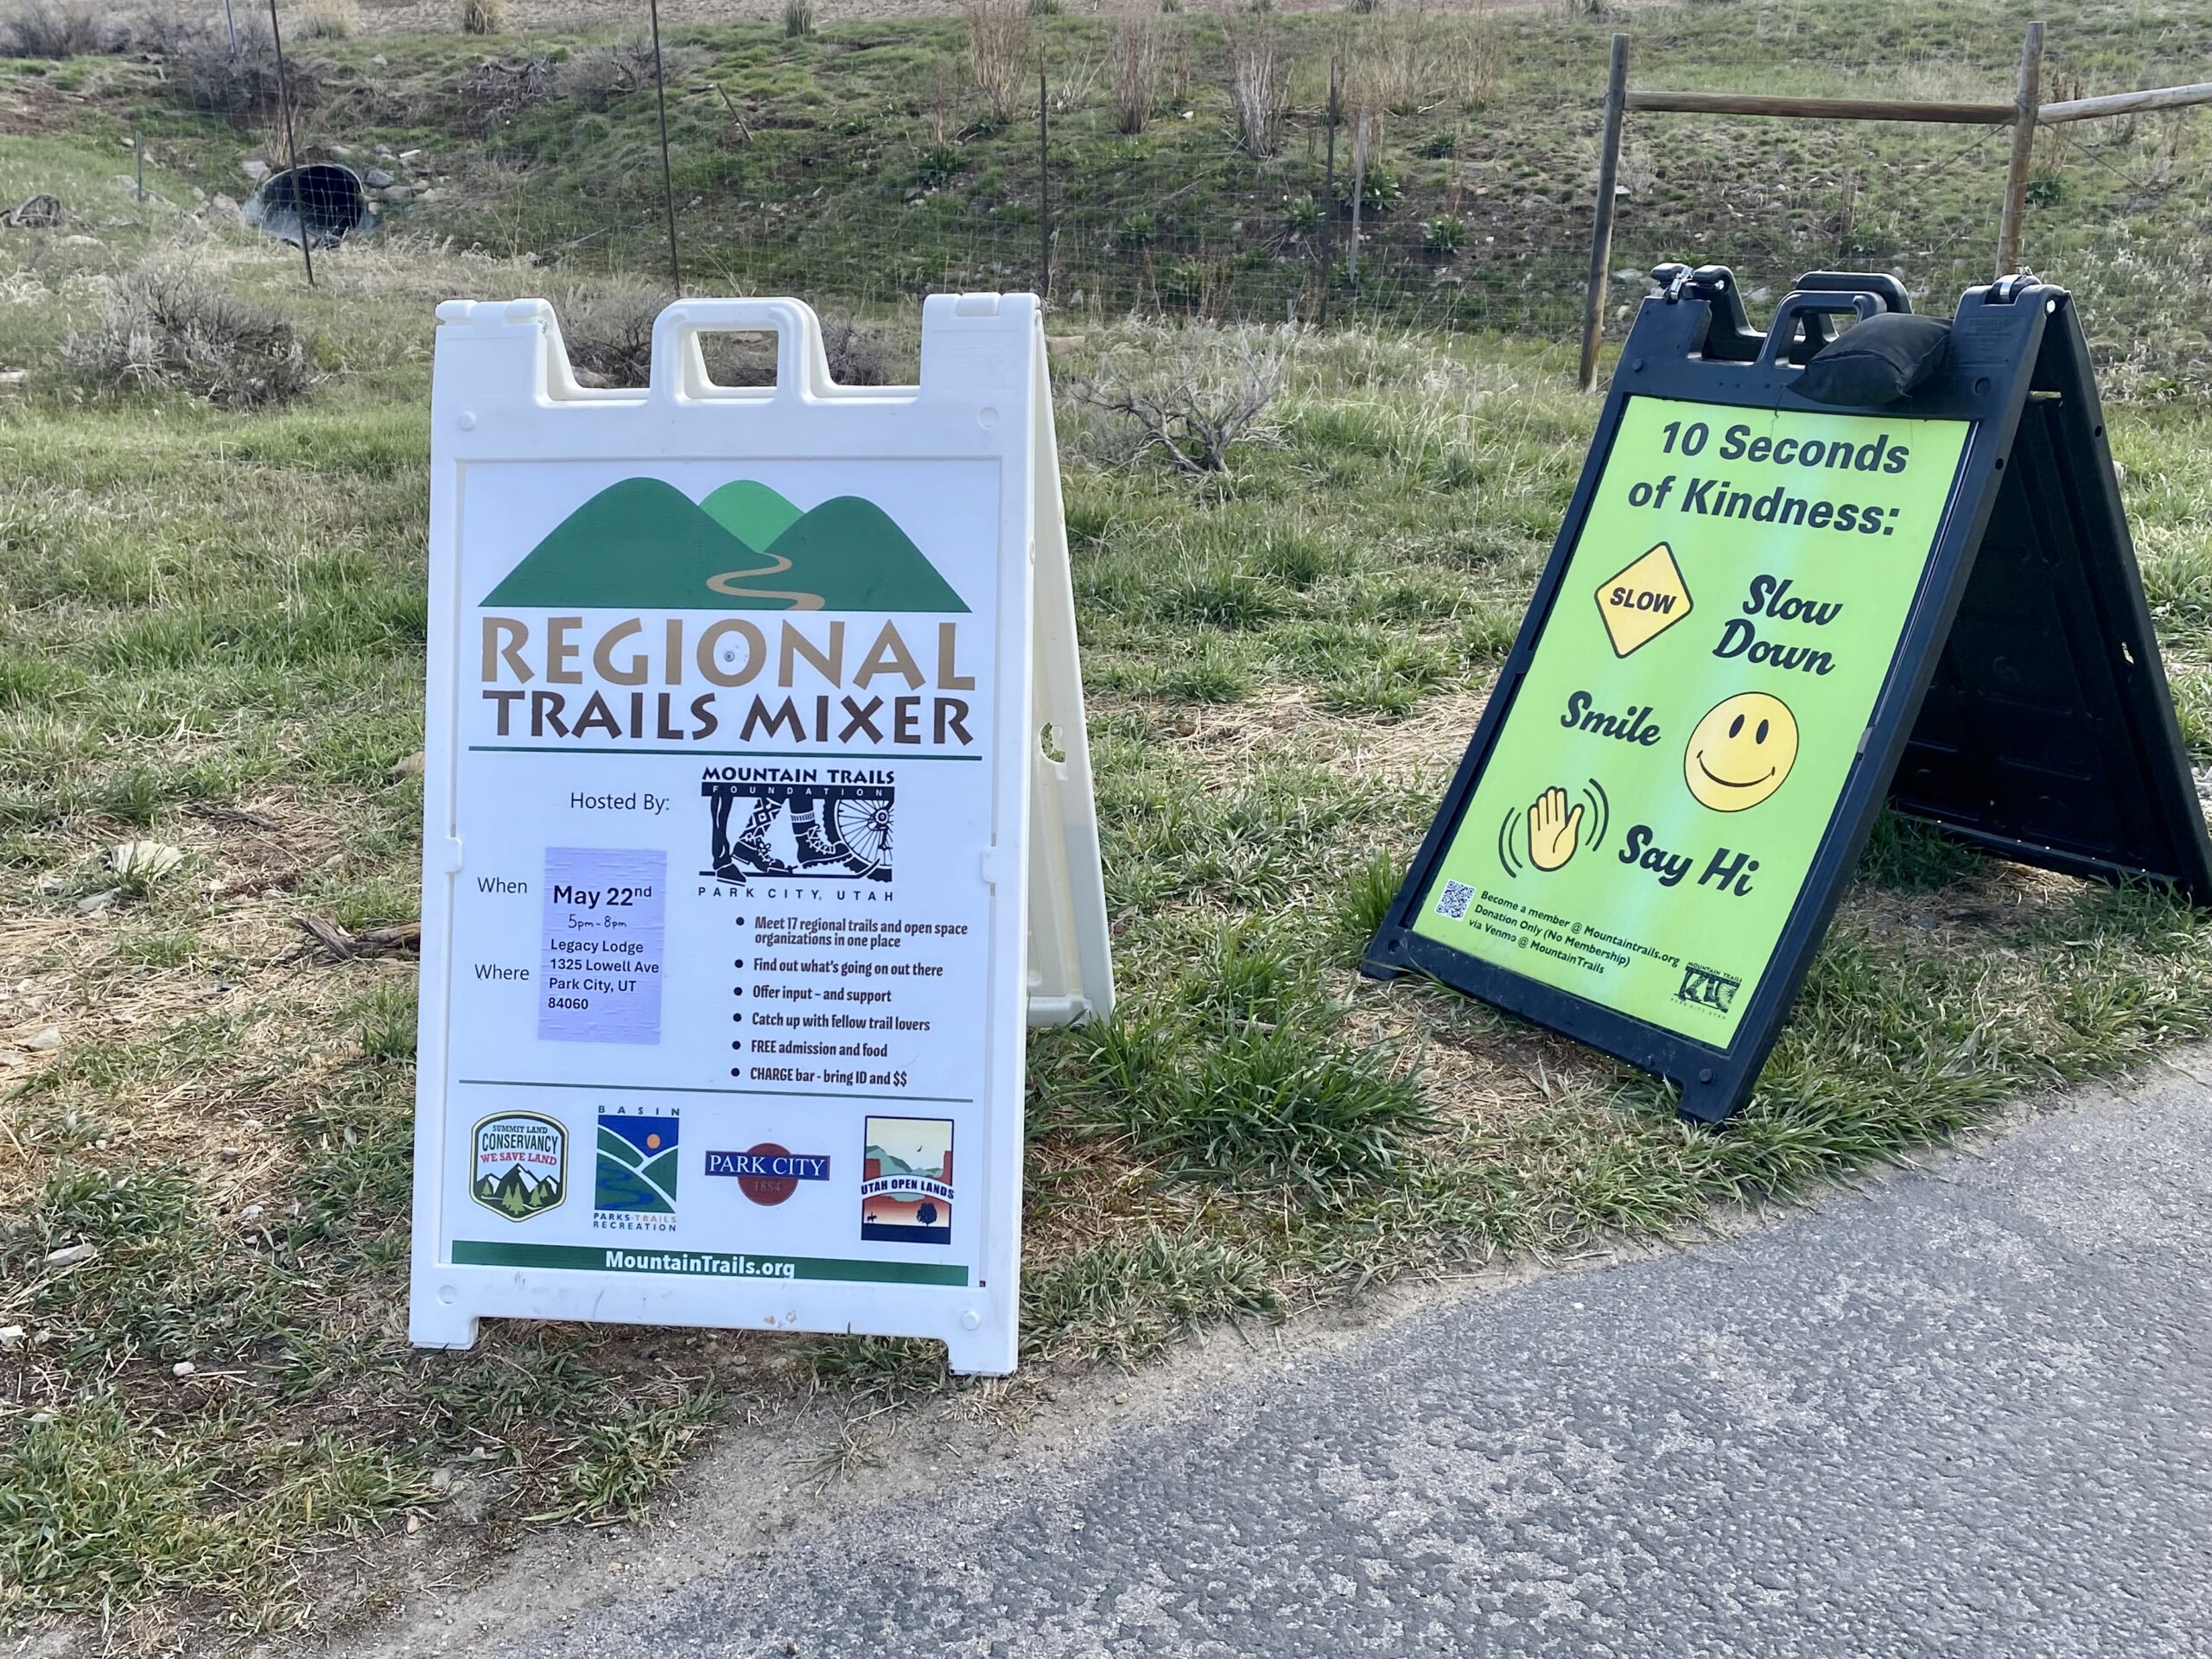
[482, 478, 967, 613]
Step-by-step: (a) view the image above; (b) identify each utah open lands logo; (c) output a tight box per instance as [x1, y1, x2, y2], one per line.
[482, 479, 967, 613]
[594, 1109, 679, 1231]
[471, 1111, 566, 1222]
[861, 1116, 953, 1246]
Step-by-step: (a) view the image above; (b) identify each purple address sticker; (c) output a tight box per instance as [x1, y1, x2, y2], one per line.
[538, 848, 665, 1045]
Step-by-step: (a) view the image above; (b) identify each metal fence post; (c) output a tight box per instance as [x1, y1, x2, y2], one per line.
[649, 0, 682, 296]
[1998, 21, 2045, 276]
[1319, 56, 1339, 328]
[1579, 33, 1630, 393]
[1039, 66, 1051, 304]
[1349, 113, 1368, 286]
[266, 0, 312, 286]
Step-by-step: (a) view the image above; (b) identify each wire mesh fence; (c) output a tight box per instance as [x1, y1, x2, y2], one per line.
[233, 5, 2212, 381]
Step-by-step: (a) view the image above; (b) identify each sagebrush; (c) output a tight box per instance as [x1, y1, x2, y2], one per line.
[65, 269, 312, 409]
[1066, 321, 1294, 475]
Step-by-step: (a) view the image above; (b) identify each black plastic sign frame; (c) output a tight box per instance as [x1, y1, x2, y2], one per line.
[1364, 267, 2212, 1123]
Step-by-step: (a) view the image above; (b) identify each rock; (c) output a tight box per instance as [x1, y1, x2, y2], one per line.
[0, 370, 25, 387]
[238, 1204, 264, 1220]
[43, 1243, 96, 1268]
[60, 233, 100, 246]
[416, 188, 442, 203]
[429, 1467, 454, 1492]
[0, 1326, 22, 1351]
[390, 751, 425, 781]
[110, 840, 184, 883]
[242, 157, 270, 181]
[328, 143, 354, 159]
[363, 167, 394, 188]
[212, 193, 238, 214]
[172, 1360, 196, 1376]
[381, 185, 413, 205]
[1614, 268, 1643, 283]
[74, 888, 118, 913]
[24, 1026, 61, 1052]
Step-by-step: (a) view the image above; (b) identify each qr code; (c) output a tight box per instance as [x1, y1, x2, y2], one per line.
[1433, 880, 1475, 921]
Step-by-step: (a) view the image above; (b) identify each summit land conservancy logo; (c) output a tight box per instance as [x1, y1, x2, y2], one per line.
[471, 1111, 566, 1221]
[482, 478, 968, 613]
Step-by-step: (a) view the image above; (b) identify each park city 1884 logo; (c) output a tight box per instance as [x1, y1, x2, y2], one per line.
[594, 1106, 679, 1233]
[471, 1112, 567, 1221]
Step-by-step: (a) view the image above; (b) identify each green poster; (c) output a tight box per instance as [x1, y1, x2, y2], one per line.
[1412, 395, 1969, 1045]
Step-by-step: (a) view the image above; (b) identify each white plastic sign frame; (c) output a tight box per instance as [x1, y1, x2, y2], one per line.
[409, 294, 1109, 1375]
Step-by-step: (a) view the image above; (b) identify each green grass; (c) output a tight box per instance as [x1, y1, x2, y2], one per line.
[1, 0, 2211, 1646]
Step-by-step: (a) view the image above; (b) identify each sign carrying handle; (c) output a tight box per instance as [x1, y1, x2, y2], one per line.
[648, 297, 832, 403]
[1754, 289, 1886, 368]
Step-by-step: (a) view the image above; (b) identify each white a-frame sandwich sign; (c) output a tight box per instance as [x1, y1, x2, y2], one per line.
[409, 295, 1110, 1375]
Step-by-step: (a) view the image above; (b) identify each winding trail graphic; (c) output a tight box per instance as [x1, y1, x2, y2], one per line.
[706, 553, 823, 610]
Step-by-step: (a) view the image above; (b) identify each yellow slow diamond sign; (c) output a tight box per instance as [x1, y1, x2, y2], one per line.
[1594, 541, 1692, 657]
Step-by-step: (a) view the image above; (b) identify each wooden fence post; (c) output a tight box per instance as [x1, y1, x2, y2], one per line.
[1580, 33, 1630, 393]
[1998, 21, 2045, 277]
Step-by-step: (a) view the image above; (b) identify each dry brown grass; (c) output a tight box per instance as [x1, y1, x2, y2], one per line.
[298, 0, 359, 39]
[461, 0, 507, 33]
[1224, 17, 1287, 159]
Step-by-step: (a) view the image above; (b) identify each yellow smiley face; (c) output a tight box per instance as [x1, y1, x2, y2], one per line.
[1685, 693, 1799, 811]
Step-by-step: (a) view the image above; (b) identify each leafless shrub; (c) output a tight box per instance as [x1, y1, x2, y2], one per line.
[821, 316, 893, 385]
[461, 0, 506, 34]
[963, 0, 1031, 127]
[782, 0, 815, 35]
[1224, 20, 1286, 159]
[299, 0, 358, 39]
[1065, 322, 1294, 477]
[558, 38, 700, 111]
[66, 268, 311, 409]
[1, 0, 109, 56]
[169, 22, 325, 116]
[1110, 11, 1163, 135]
[456, 54, 558, 131]
[554, 279, 674, 387]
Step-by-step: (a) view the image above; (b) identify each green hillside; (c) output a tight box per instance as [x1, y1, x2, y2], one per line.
[702, 479, 804, 549]
[486, 479, 969, 612]
[482, 476, 760, 608]
[768, 496, 969, 613]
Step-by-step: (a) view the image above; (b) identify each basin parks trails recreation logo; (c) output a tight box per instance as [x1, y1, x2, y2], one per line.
[594, 1107, 680, 1231]
[471, 1111, 567, 1221]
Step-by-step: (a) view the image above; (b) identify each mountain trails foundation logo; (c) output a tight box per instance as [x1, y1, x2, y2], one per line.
[471, 1111, 567, 1221]
[482, 478, 968, 613]
[594, 1108, 680, 1232]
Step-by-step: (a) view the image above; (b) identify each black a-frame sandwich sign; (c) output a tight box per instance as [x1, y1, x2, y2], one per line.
[1363, 264, 2212, 1123]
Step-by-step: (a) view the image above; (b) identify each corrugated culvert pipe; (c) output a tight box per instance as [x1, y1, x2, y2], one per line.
[243, 163, 372, 247]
